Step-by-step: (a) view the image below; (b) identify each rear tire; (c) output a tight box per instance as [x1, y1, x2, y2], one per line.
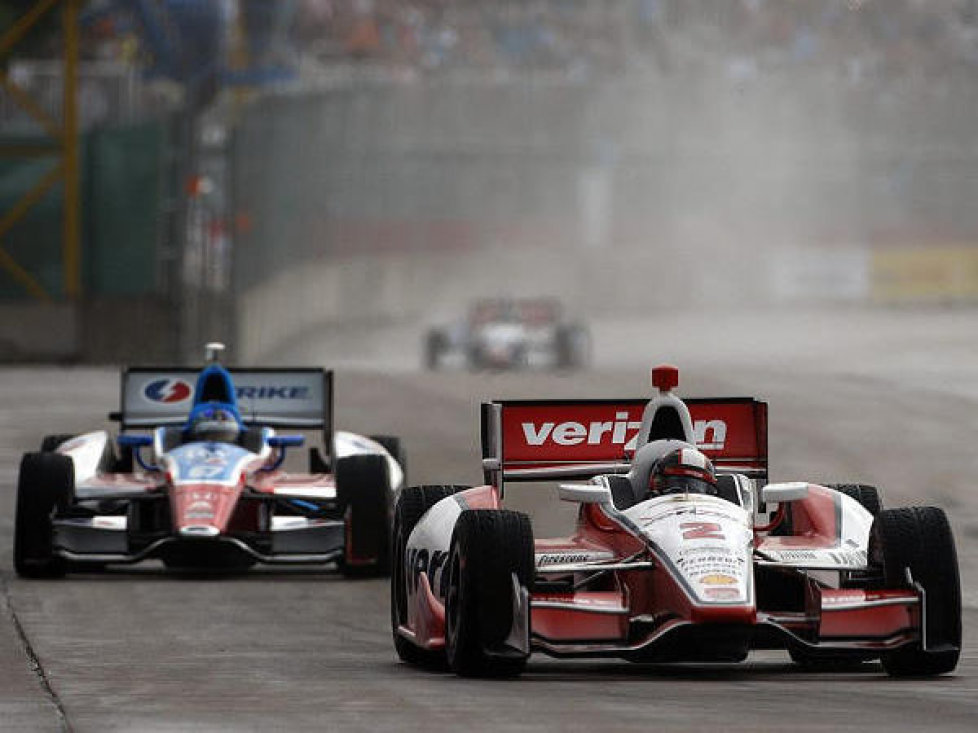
[871, 507, 961, 676]
[425, 331, 445, 370]
[828, 483, 882, 516]
[391, 485, 469, 668]
[308, 446, 330, 473]
[444, 510, 534, 677]
[555, 324, 589, 369]
[40, 434, 74, 452]
[14, 452, 73, 578]
[336, 454, 391, 578]
[369, 434, 407, 486]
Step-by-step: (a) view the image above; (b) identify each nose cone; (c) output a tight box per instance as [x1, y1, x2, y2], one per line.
[172, 484, 242, 536]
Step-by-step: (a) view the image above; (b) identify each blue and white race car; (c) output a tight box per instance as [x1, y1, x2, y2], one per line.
[14, 345, 404, 576]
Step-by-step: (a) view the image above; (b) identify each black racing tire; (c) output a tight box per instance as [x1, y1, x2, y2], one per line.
[870, 507, 961, 676]
[14, 452, 73, 578]
[444, 509, 534, 677]
[555, 324, 589, 370]
[336, 454, 391, 578]
[827, 483, 883, 516]
[308, 446, 330, 474]
[369, 435, 407, 486]
[40, 433, 74, 452]
[113, 444, 135, 474]
[425, 331, 445, 370]
[391, 485, 469, 669]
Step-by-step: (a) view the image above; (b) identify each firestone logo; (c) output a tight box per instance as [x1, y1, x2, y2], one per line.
[520, 413, 727, 451]
[144, 379, 193, 403]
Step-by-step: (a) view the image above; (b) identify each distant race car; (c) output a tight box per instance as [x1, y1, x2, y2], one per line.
[14, 344, 405, 577]
[424, 298, 589, 370]
[391, 365, 961, 677]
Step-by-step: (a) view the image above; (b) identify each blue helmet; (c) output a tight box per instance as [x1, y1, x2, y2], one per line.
[188, 404, 240, 443]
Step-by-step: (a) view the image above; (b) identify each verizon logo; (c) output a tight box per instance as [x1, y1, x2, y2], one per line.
[521, 412, 727, 451]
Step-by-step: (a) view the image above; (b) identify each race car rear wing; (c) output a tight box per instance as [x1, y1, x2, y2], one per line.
[481, 397, 768, 491]
[113, 367, 334, 452]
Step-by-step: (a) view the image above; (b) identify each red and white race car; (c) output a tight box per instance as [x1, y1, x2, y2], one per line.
[391, 365, 961, 677]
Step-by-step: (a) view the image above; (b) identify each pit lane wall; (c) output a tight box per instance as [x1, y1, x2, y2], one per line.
[235, 243, 978, 364]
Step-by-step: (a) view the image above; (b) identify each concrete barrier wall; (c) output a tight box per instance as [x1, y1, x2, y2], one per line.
[235, 243, 782, 363]
[231, 78, 978, 364]
[0, 304, 79, 361]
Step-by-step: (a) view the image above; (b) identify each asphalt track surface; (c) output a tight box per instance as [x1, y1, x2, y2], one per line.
[2, 307, 977, 732]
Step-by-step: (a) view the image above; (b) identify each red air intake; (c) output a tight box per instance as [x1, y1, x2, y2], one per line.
[651, 364, 679, 393]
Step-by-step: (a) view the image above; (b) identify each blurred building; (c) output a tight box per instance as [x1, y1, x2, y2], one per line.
[4, 0, 978, 363]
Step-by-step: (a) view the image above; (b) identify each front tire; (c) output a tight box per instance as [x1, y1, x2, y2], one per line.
[828, 483, 882, 516]
[14, 452, 73, 578]
[444, 510, 534, 677]
[391, 485, 469, 668]
[336, 454, 391, 578]
[871, 507, 961, 676]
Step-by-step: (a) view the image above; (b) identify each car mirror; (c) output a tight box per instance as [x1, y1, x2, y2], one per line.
[558, 483, 613, 505]
[761, 482, 809, 503]
[268, 435, 304, 448]
[118, 434, 152, 448]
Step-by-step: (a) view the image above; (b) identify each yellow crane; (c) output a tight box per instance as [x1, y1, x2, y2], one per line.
[0, 0, 80, 301]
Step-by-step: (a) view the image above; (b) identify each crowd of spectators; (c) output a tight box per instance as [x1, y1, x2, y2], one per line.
[10, 0, 977, 94]
[290, 0, 978, 87]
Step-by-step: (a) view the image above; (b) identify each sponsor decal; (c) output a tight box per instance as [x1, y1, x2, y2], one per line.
[763, 548, 869, 566]
[675, 550, 746, 576]
[519, 416, 727, 452]
[534, 595, 623, 608]
[700, 573, 737, 586]
[187, 465, 226, 481]
[768, 550, 819, 562]
[236, 386, 309, 400]
[185, 501, 215, 520]
[704, 587, 742, 600]
[535, 552, 614, 566]
[92, 516, 126, 530]
[186, 489, 218, 502]
[144, 379, 193, 404]
[499, 400, 766, 465]
[407, 548, 450, 597]
[680, 522, 725, 541]
[825, 550, 868, 566]
[183, 445, 230, 461]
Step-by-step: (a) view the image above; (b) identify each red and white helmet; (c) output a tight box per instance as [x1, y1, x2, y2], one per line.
[648, 447, 717, 497]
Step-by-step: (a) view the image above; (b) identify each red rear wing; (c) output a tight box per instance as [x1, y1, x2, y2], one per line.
[481, 398, 768, 486]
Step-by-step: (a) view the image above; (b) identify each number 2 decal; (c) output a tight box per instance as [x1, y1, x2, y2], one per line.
[680, 522, 724, 540]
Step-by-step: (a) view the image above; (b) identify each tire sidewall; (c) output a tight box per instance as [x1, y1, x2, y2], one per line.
[15, 452, 73, 577]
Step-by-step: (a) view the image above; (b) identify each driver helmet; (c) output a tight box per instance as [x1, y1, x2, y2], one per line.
[189, 404, 240, 443]
[649, 447, 717, 497]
